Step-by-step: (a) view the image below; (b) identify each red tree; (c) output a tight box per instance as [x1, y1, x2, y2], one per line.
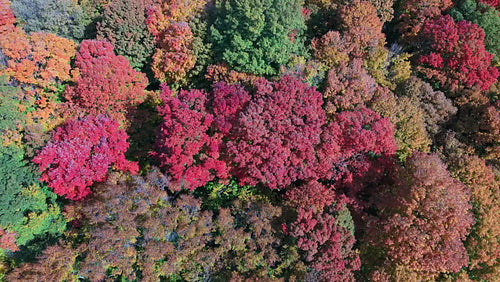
[287, 205, 360, 281]
[152, 85, 228, 191]
[417, 15, 499, 93]
[33, 115, 138, 200]
[317, 107, 397, 180]
[210, 81, 251, 135]
[367, 153, 474, 278]
[64, 40, 148, 125]
[226, 76, 326, 189]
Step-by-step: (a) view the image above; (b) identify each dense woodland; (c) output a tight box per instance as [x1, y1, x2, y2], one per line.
[0, 0, 499, 281]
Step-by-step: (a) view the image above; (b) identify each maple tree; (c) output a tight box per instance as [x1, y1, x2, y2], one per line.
[0, 0, 16, 35]
[447, 153, 500, 280]
[451, 0, 500, 59]
[225, 76, 325, 189]
[64, 40, 148, 124]
[417, 15, 499, 93]
[146, 0, 206, 84]
[323, 58, 377, 114]
[339, 0, 385, 58]
[0, 30, 76, 89]
[152, 85, 228, 191]
[33, 115, 138, 200]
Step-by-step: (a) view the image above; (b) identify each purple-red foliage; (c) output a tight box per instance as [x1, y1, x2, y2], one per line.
[152, 85, 228, 191]
[33, 115, 138, 200]
[226, 75, 326, 189]
[417, 15, 499, 93]
[288, 207, 361, 281]
[317, 107, 397, 180]
[64, 40, 148, 124]
[210, 82, 251, 136]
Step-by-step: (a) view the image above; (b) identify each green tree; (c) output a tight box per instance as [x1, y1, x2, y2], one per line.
[0, 77, 65, 250]
[210, 0, 307, 76]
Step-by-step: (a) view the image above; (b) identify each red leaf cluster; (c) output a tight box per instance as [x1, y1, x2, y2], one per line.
[152, 85, 228, 191]
[417, 15, 499, 92]
[288, 207, 360, 281]
[33, 115, 138, 200]
[317, 107, 397, 181]
[226, 76, 326, 189]
[64, 40, 148, 125]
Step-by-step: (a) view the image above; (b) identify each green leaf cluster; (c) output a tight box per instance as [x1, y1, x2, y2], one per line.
[210, 0, 307, 76]
[0, 78, 65, 249]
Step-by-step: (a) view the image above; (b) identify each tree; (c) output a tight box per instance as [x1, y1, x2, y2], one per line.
[0, 30, 76, 89]
[479, 0, 500, 9]
[323, 58, 377, 114]
[0, 78, 66, 249]
[366, 153, 474, 279]
[210, 0, 307, 76]
[317, 107, 397, 184]
[64, 40, 148, 125]
[146, 0, 206, 84]
[396, 76, 457, 136]
[96, 0, 155, 69]
[396, 0, 453, 42]
[417, 15, 499, 93]
[339, 0, 385, 58]
[285, 199, 360, 281]
[447, 153, 500, 280]
[33, 115, 138, 200]
[226, 76, 325, 189]
[369, 87, 431, 161]
[5, 241, 78, 280]
[451, 0, 500, 60]
[152, 85, 228, 191]
[150, 22, 196, 84]
[10, 0, 88, 40]
[0, 0, 16, 35]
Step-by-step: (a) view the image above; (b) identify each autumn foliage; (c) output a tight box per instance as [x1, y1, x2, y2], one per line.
[417, 15, 499, 93]
[3, 0, 500, 281]
[152, 85, 228, 191]
[366, 153, 474, 279]
[33, 115, 138, 200]
[64, 40, 148, 124]
[226, 76, 325, 189]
